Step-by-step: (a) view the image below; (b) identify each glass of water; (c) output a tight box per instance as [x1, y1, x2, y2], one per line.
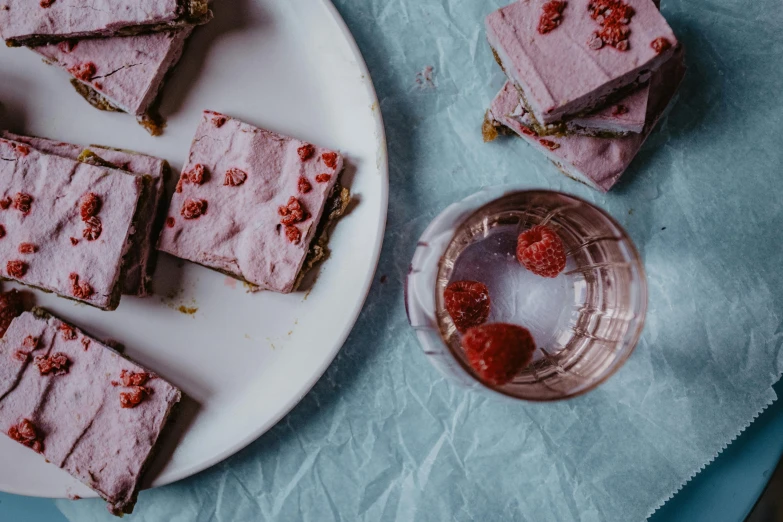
[406, 188, 647, 401]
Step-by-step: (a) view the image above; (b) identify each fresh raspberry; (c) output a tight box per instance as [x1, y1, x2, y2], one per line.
[34, 353, 70, 376]
[597, 22, 630, 47]
[181, 199, 208, 219]
[278, 197, 308, 225]
[8, 419, 43, 453]
[223, 168, 247, 186]
[68, 62, 96, 82]
[13, 193, 32, 214]
[537, 0, 567, 34]
[69, 273, 94, 299]
[82, 216, 102, 241]
[297, 177, 312, 194]
[651, 37, 672, 54]
[321, 152, 338, 169]
[120, 370, 150, 387]
[120, 386, 151, 408]
[59, 323, 77, 340]
[444, 280, 491, 333]
[79, 192, 101, 221]
[7, 260, 28, 278]
[186, 164, 207, 185]
[18, 242, 37, 254]
[176, 165, 207, 192]
[587, 0, 634, 51]
[516, 225, 567, 278]
[285, 225, 301, 244]
[462, 323, 536, 386]
[298, 144, 315, 161]
[588, 0, 633, 23]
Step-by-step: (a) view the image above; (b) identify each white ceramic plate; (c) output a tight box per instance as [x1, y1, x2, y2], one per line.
[0, 0, 387, 498]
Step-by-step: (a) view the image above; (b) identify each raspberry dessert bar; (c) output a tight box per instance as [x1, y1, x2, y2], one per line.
[484, 48, 686, 191]
[0, 308, 181, 515]
[2, 132, 169, 296]
[0, 0, 209, 47]
[486, 0, 677, 127]
[32, 28, 194, 135]
[158, 111, 350, 293]
[0, 138, 146, 309]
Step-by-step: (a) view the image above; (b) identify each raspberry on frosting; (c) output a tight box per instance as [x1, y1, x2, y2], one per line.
[157, 111, 345, 294]
[516, 225, 567, 278]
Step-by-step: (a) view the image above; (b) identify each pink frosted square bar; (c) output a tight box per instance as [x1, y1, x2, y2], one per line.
[486, 0, 677, 125]
[0, 309, 181, 515]
[32, 28, 193, 134]
[485, 48, 686, 191]
[158, 111, 346, 293]
[0, 138, 143, 309]
[2, 132, 169, 296]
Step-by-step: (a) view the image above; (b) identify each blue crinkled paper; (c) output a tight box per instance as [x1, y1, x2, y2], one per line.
[59, 0, 783, 520]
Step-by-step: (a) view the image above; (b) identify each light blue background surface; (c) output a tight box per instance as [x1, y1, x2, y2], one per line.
[1, 379, 781, 521]
[3, 0, 783, 520]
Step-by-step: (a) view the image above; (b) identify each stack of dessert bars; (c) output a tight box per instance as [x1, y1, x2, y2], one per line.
[0, 0, 213, 134]
[483, 0, 686, 191]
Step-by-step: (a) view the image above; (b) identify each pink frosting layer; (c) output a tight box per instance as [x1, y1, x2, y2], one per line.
[508, 83, 650, 136]
[0, 0, 180, 44]
[157, 111, 344, 293]
[33, 28, 193, 116]
[0, 310, 181, 515]
[486, 0, 677, 124]
[0, 138, 142, 309]
[488, 48, 686, 191]
[1, 132, 167, 296]
[568, 83, 648, 134]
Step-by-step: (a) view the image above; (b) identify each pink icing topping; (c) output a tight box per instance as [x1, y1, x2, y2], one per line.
[488, 48, 686, 191]
[2, 132, 167, 297]
[157, 111, 344, 293]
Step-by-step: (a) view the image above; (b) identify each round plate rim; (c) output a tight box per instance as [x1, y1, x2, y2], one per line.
[0, 0, 389, 498]
[148, 0, 389, 491]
